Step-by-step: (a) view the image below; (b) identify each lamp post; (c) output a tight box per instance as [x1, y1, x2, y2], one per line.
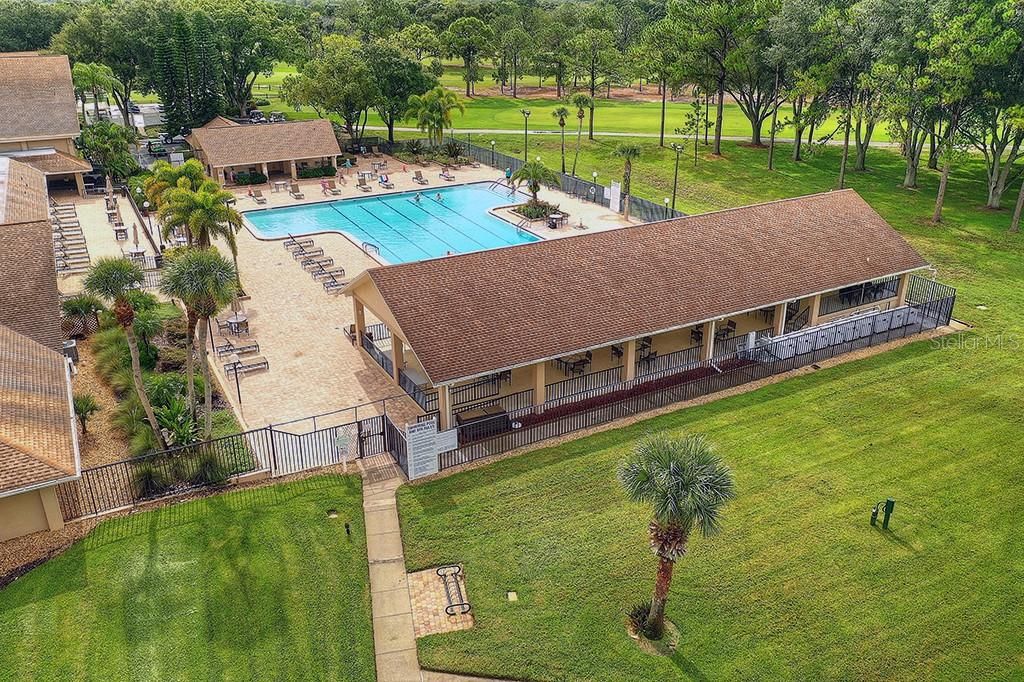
[669, 142, 683, 212]
[664, 197, 671, 219]
[591, 171, 599, 203]
[142, 199, 160, 249]
[520, 109, 531, 161]
[490, 140, 496, 167]
[228, 352, 242, 405]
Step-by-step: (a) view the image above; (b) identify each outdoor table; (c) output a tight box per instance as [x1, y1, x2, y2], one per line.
[174, 236, 188, 246]
[455, 405, 511, 443]
[226, 314, 249, 336]
[127, 246, 146, 259]
[272, 180, 288, 193]
[113, 227, 128, 241]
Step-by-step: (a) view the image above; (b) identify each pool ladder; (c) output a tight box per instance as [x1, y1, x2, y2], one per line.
[361, 241, 381, 257]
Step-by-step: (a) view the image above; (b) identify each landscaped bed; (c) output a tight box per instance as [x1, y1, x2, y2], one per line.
[0, 475, 375, 681]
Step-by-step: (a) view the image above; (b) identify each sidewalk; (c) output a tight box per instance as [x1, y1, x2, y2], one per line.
[359, 455, 515, 682]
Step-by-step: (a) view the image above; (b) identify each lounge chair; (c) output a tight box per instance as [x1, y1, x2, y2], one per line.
[292, 246, 324, 260]
[413, 170, 428, 185]
[252, 189, 267, 204]
[326, 180, 342, 195]
[311, 266, 347, 282]
[224, 356, 269, 374]
[289, 183, 305, 199]
[302, 256, 334, 271]
[379, 174, 394, 189]
[283, 237, 314, 251]
[439, 166, 455, 181]
[356, 176, 372, 192]
[214, 337, 261, 358]
[371, 145, 383, 158]
[323, 277, 349, 294]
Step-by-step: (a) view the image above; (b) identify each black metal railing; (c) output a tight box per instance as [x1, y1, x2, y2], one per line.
[545, 365, 623, 402]
[819, 276, 900, 316]
[451, 374, 503, 406]
[635, 345, 702, 377]
[452, 388, 535, 418]
[714, 326, 774, 356]
[399, 369, 439, 412]
[362, 332, 393, 376]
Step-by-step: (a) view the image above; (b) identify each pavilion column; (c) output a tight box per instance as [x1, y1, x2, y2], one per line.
[533, 361, 547, 412]
[623, 339, 637, 380]
[289, 160, 298, 180]
[215, 167, 225, 185]
[353, 299, 366, 341]
[773, 302, 788, 336]
[390, 334, 404, 383]
[74, 173, 86, 197]
[438, 385, 453, 430]
[895, 273, 911, 306]
[261, 162, 269, 179]
[808, 294, 822, 327]
[701, 320, 717, 361]
[40, 488, 64, 531]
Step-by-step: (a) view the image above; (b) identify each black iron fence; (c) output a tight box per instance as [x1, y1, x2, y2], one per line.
[362, 332, 393, 376]
[636, 345, 702, 377]
[400, 369, 439, 412]
[819, 275, 900, 317]
[546, 364, 624, 403]
[433, 283, 955, 473]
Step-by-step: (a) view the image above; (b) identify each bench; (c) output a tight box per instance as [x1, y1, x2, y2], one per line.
[224, 356, 269, 375]
[323, 278, 350, 294]
[292, 247, 324, 260]
[436, 565, 471, 616]
[302, 256, 334, 271]
[214, 338, 260, 358]
[312, 266, 347, 282]
[283, 238, 314, 251]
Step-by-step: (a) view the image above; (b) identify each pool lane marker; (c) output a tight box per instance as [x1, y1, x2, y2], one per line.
[327, 203, 407, 264]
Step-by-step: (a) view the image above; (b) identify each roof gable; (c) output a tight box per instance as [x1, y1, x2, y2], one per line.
[188, 118, 341, 168]
[0, 53, 80, 142]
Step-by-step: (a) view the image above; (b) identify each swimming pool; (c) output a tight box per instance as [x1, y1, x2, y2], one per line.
[243, 182, 541, 264]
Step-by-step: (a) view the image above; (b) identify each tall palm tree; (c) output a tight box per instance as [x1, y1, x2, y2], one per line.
[158, 180, 242, 264]
[510, 160, 561, 205]
[551, 105, 571, 174]
[71, 62, 122, 122]
[618, 433, 735, 640]
[160, 248, 237, 437]
[144, 159, 207, 209]
[405, 86, 466, 147]
[85, 258, 166, 450]
[613, 143, 642, 220]
[569, 93, 592, 177]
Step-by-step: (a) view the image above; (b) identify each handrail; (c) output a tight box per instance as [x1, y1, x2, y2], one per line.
[361, 241, 381, 256]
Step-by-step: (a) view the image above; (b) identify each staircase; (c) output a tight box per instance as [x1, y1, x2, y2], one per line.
[784, 301, 810, 334]
[50, 202, 91, 274]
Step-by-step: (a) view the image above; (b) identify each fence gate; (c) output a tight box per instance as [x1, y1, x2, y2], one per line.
[357, 414, 387, 457]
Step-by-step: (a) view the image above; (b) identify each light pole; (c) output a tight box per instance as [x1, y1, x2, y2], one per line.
[228, 352, 242, 405]
[669, 142, 683, 212]
[520, 109, 531, 162]
[142, 199, 160, 250]
[490, 140, 496, 167]
[591, 171, 599, 203]
[664, 197, 671, 219]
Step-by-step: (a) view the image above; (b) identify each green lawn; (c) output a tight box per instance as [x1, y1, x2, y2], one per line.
[396, 140, 1024, 680]
[0, 476, 375, 681]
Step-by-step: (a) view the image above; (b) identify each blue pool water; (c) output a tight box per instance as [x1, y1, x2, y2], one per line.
[244, 183, 540, 264]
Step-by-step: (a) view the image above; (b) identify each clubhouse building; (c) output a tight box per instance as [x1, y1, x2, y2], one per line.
[345, 190, 954, 434]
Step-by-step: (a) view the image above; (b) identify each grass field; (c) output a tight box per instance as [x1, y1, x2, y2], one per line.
[0, 476, 375, 682]
[396, 139, 1024, 680]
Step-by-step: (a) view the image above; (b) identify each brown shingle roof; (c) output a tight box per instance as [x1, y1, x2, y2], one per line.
[0, 53, 80, 142]
[362, 190, 929, 384]
[0, 157, 49, 224]
[11, 150, 92, 175]
[186, 118, 341, 168]
[0, 323, 78, 497]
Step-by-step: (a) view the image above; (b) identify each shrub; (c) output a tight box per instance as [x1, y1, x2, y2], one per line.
[234, 171, 268, 185]
[132, 461, 171, 498]
[297, 165, 336, 179]
[250, 97, 270, 107]
[441, 140, 462, 160]
[156, 346, 188, 372]
[61, 294, 104, 337]
[404, 139, 425, 156]
[155, 395, 198, 446]
[626, 602, 653, 638]
[189, 449, 229, 486]
[514, 200, 562, 220]
[73, 393, 100, 433]
[162, 316, 189, 348]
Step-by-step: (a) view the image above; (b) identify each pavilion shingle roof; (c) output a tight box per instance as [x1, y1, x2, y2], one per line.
[0, 323, 78, 497]
[0, 159, 63, 352]
[186, 118, 341, 168]
[0, 53, 80, 142]
[363, 190, 929, 384]
[11, 150, 93, 175]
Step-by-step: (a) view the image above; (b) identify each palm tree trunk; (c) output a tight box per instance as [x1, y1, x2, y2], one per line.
[648, 556, 675, 639]
[571, 118, 583, 177]
[185, 312, 197, 415]
[659, 79, 667, 147]
[198, 317, 214, 438]
[125, 324, 166, 449]
[560, 125, 566, 174]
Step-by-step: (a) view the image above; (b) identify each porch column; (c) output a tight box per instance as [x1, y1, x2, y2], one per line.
[808, 294, 822, 326]
[896, 273, 911, 306]
[353, 299, 366, 340]
[289, 159, 298, 180]
[390, 335, 404, 383]
[438, 384, 453, 430]
[40, 487, 65, 531]
[701, 320, 716, 361]
[74, 173, 86, 197]
[623, 339, 637, 380]
[215, 167, 225, 185]
[261, 162, 269, 179]
[773, 302, 788, 335]
[533, 361, 546, 412]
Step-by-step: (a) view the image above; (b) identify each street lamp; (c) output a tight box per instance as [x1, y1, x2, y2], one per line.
[664, 197, 671, 219]
[520, 109, 531, 162]
[669, 142, 684, 212]
[228, 352, 242, 405]
[490, 140, 496, 167]
[591, 171, 599, 203]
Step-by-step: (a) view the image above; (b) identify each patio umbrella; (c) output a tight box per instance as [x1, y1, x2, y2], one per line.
[105, 174, 114, 197]
[131, 222, 139, 247]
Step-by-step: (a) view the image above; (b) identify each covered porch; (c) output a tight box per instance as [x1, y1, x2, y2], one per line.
[215, 155, 340, 185]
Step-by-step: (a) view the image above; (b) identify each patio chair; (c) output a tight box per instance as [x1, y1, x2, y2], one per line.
[312, 266, 347, 282]
[439, 166, 455, 181]
[252, 189, 268, 204]
[323, 277, 350, 294]
[289, 183, 305, 199]
[413, 170, 428, 185]
[356, 176, 372, 192]
[371, 145, 383, 158]
[379, 174, 394, 189]
[283, 237, 314, 251]
[326, 180, 342, 195]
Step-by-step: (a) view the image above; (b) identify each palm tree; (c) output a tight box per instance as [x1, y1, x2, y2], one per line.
[405, 86, 466, 147]
[160, 248, 237, 437]
[144, 159, 207, 209]
[613, 143, 642, 220]
[510, 160, 561, 206]
[85, 258, 166, 450]
[157, 181, 243, 269]
[618, 433, 735, 640]
[71, 62, 122, 122]
[569, 93, 592, 177]
[60, 293, 104, 337]
[551, 105, 571, 174]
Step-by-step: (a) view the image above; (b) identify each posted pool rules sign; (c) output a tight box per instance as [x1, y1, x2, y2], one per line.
[405, 420, 457, 479]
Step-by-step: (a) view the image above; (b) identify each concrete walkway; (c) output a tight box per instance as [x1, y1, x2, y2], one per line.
[359, 454, 515, 682]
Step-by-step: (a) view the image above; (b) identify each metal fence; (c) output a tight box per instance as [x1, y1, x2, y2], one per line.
[820, 276, 900, 316]
[434, 283, 955, 473]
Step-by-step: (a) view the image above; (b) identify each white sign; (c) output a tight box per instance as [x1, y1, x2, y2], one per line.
[169, 152, 185, 167]
[609, 180, 621, 213]
[436, 427, 459, 453]
[406, 421, 441, 479]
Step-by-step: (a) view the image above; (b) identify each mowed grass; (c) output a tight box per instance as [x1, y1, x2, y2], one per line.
[397, 141, 1024, 680]
[0, 476, 375, 682]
